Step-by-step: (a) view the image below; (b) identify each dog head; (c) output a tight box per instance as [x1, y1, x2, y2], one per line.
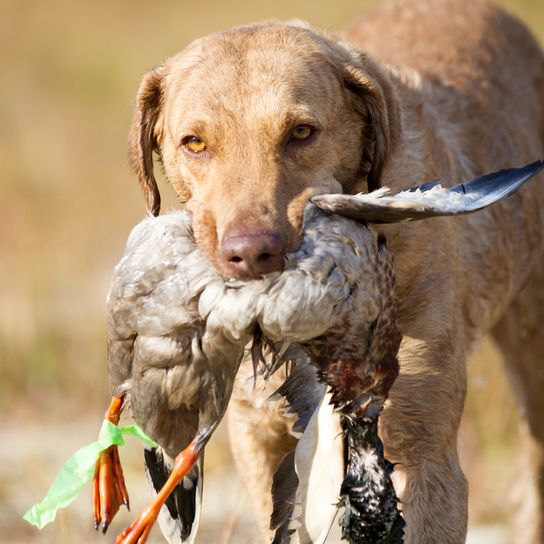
[128, 23, 400, 279]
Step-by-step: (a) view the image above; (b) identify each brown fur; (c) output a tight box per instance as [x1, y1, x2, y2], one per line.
[128, 1, 544, 542]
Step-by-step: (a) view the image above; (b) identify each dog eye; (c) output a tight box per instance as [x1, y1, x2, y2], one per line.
[290, 124, 314, 140]
[183, 136, 207, 153]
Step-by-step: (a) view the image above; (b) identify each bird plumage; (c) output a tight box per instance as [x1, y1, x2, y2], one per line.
[144, 448, 203, 544]
[339, 417, 405, 544]
[312, 159, 544, 223]
[107, 204, 393, 543]
[107, 213, 246, 542]
[106, 161, 541, 543]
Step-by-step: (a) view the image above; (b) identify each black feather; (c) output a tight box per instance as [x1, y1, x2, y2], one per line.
[406, 179, 439, 192]
[447, 159, 544, 205]
[312, 159, 544, 223]
[270, 451, 299, 543]
[144, 447, 199, 542]
[339, 417, 404, 544]
[268, 351, 323, 541]
[270, 353, 322, 434]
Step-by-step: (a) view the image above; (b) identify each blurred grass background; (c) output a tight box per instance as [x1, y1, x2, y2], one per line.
[1, 0, 542, 542]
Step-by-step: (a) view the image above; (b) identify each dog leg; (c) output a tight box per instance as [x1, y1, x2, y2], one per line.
[227, 359, 297, 542]
[492, 268, 544, 544]
[380, 336, 469, 544]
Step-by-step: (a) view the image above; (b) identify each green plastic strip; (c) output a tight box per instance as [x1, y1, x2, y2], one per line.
[23, 420, 157, 529]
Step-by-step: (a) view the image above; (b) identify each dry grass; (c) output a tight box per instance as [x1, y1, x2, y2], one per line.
[1, 1, 542, 542]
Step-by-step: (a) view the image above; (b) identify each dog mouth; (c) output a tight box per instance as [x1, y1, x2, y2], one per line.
[187, 180, 346, 281]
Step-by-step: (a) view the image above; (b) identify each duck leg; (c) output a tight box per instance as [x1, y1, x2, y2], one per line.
[114, 438, 202, 544]
[93, 396, 129, 533]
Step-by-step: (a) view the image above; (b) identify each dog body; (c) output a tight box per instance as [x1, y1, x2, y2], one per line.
[128, 1, 544, 541]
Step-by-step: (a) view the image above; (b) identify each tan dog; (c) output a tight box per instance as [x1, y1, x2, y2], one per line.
[128, 0, 544, 542]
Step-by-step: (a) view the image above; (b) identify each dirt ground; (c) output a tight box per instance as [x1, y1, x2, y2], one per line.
[1, 411, 513, 544]
[2, 338, 521, 544]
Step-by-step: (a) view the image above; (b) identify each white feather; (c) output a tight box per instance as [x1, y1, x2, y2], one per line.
[349, 185, 479, 212]
[291, 391, 344, 544]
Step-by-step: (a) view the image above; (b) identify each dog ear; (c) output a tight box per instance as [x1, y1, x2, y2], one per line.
[340, 51, 402, 192]
[128, 67, 165, 216]
[312, 160, 544, 223]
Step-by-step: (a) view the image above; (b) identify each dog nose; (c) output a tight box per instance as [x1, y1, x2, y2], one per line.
[220, 231, 285, 279]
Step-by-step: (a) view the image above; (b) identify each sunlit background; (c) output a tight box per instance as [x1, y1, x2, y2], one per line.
[1, 1, 543, 542]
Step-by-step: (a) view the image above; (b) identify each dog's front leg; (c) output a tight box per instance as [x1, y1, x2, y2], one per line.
[492, 266, 544, 544]
[227, 360, 298, 542]
[380, 335, 469, 544]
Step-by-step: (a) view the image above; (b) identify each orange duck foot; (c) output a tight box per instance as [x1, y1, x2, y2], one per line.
[114, 438, 202, 544]
[114, 505, 158, 544]
[93, 444, 130, 533]
[93, 396, 128, 533]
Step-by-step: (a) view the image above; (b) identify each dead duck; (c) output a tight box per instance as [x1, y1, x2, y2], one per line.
[98, 213, 248, 543]
[267, 160, 544, 544]
[96, 200, 388, 543]
[266, 227, 403, 544]
[93, 161, 543, 544]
